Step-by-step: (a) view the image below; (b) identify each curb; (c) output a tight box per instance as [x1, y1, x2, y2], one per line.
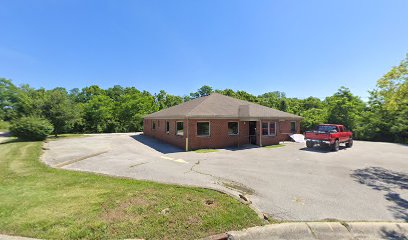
[226, 222, 408, 240]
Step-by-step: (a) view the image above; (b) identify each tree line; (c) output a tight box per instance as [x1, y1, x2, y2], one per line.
[1, 55, 407, 143]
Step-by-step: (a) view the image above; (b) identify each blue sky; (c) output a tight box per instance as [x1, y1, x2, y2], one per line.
[0, 0, 407, 99]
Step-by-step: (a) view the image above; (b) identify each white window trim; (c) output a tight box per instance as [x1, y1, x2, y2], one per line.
[228, 121, 239, 135]
[262, 121, 277, 136]
[197, 121, 210, 137]
[269, 122, 277, 136]
[176, 121, 184, 136]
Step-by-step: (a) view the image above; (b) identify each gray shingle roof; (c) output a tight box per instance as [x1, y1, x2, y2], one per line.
[144, 93, 302, 120]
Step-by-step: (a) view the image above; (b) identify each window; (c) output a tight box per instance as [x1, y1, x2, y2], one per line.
[152, 121, 156, 130]
[228, 122, 239, 135]
[262, 121, 277, 136]
[269, 122, 276, 136]
[262, 122, 269, 135]
[165, 121, 170, 133]
[176, 121, 184, 136]
[197, 122, 210, 136]
[290, 121, 296, 133]
[316, 125, 336, 132]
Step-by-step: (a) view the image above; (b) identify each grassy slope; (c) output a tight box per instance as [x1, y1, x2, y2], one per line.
[0, 140, 262, 240]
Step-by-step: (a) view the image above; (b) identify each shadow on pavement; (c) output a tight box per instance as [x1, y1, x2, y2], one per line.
[130, 134, 184, 154]
[299, 145, 347, 153]
[225, 144, 260, 151]
[351, 167, 408, 221]
[381, 226, 407, 240]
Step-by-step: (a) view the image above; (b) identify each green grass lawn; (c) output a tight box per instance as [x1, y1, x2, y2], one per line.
[263, 144, 285, 149]
[0, 140, 262, 240]
[46, 134, 87, 141]
[193, 149, 219, 153]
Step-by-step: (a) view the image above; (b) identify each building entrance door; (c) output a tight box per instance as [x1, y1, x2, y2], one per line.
[249, 121, 257, 145]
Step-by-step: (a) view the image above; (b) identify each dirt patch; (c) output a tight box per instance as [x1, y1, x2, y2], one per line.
[101, 197, 150, 223]
[204, 199, 215, 207]
[187, 216, 202, 225]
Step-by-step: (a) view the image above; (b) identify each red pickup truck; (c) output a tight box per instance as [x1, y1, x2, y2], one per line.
[304, 124, 353, 151]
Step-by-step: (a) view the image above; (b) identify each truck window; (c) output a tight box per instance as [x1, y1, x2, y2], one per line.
[316, 125, 337, 132]
[338, 126, 344, 132]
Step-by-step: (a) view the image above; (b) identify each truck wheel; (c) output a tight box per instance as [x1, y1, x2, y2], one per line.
[306, 141, 314, 148]
[346, 138, 353, 148]
[331, 140, 339, 152]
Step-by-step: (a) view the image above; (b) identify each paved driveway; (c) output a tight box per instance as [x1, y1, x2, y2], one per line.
[42, 133, 408, 221]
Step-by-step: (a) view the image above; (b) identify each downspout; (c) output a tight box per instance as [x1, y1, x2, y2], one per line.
[259, 119, 262, 147]
[185, 117, 189, 151]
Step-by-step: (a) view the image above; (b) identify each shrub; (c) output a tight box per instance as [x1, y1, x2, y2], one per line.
[0, 120, 10, 131]
[10, 117, 54, 141]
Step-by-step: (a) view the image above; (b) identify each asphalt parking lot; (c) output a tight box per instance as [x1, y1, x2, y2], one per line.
[42, 133, 408, 221]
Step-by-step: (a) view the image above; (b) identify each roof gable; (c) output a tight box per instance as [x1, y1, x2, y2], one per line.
[144, 93, 302, 119]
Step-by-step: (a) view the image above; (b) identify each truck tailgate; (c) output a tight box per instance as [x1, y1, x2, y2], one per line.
[305, 132, 330, 140]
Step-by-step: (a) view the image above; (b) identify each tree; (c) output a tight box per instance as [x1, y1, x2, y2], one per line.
[0, 78, 17, 120]
[115, 91, 156, 132]
[155, 90, 183, 110]
[300, 108, 327, 132]
[324, 87, 365, 131]
[42, 88, 80, 136]
[190, 85, 213, 98]
[357, 54, 408, 143]
[83, 95, 114, 133]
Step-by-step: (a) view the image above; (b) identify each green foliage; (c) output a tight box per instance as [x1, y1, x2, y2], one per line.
[300, 108, 327, 132]
[190, 85, 213, 98]
[155, 90, 183, 110]
[42, 88, 80, 136]
[83, 95, 114, 133]
[357, 55, 408, 143]
[10, 116, 53, 140]
[1, 53, 408, 143]
[324, 86, 365, 131]
[0, 120, 10, 131]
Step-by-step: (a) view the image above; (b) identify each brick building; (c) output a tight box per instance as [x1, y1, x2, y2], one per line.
[143, 93, 302, 150]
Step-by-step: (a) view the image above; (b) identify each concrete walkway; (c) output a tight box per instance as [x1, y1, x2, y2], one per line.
[227, 222, 408, 240]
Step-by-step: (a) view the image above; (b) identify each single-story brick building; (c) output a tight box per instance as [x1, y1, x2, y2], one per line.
[143, 93, 302, 150]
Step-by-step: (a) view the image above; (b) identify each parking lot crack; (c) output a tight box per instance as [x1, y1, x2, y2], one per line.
[54, 150, 109, 168]
[129, 162, 149, 168]
[305, 223, 318, 239]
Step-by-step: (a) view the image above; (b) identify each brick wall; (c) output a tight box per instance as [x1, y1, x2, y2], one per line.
[143, 119, 186, 149]
[187, 119, 249, 150]
[143, 118, 301, 150]
[259, 120, 301, 146]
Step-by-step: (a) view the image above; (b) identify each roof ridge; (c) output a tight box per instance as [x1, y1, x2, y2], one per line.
[185, 94, 212, 117]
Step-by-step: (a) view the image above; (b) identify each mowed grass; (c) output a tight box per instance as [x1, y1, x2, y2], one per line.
[263, 144, 285, 149]
[0, 140, 262, 240]
[193, 149, 219, 153]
